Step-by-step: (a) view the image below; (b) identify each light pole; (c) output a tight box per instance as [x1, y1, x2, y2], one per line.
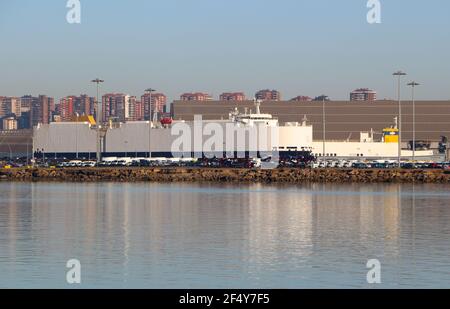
[321, 95, 327, 157]
[91, 78, 104, 163]
[75, 112, 79, 159]
[26, 138, 29, 166]
[32, 136, 35, 167]
[145, 88, 156, 158]
[393, 71, 407, 167]
[407, 81, 420, 162]
[7, 143, 12, 161]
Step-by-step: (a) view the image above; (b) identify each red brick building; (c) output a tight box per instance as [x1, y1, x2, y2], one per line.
[180, 92, 212, 102]
[102, 94, 121, 122]
[255, 89, 281, 101]
[30, 95, 53, 126]
[59, 95, 95, 122]
[141, 93, 167, 120]
[78, 94, 95, 116]
[134, 100, 144, 121]
[59, 96, 75, 121]
[219, 92, 246, 101]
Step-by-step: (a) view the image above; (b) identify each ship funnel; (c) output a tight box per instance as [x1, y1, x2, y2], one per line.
[255, 100, 262, 115]
[302, 115, 308, 126]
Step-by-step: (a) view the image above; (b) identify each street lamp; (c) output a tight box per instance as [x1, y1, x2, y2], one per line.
[393, 71, 407, 167]
[145, 88, 156, 158]
[91, 78, 104, 163]
[75, 112, 79, 159]
[7, 143, 12, 161]
[321, 95, 328, 157]
[407, 81, 420, 162]
[26, 137, 29, 166]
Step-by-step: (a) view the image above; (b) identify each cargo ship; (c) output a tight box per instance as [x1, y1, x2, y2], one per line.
[33, 101, 313, 160]
[33, 102, 435, 161]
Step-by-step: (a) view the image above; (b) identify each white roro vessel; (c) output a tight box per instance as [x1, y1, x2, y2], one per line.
[33, 102, 434, 160]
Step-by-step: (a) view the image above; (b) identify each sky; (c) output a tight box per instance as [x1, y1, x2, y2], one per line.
[1, 0, 450, 103]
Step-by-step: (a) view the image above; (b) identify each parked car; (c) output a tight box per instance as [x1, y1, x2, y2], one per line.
[371, 162, 388, 169]
[443, 164, 450, 174]
[401, 163, 417, 169]
[352, 162, 369, 169]
[82, 161, 96, 167]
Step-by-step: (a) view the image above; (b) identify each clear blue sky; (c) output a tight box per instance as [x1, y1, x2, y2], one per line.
[1, 0, 450, 102]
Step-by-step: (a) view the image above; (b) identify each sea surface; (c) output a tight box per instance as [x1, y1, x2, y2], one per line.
[0, 182, 449, 288]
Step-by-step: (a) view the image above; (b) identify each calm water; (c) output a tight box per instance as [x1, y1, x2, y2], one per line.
[0, 182, 449, 289]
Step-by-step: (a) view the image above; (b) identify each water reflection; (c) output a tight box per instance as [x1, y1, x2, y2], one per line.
[0, 182, 449, 288]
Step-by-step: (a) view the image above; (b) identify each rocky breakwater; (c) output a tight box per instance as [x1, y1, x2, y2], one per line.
[1, 168, 450, 183]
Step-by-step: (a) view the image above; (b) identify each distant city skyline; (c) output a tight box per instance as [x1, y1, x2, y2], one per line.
[1, 0, 450, 102]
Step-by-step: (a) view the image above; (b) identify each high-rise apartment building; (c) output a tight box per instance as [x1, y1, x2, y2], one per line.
[2, 116, 18, 130]
[102, 94, 120, 122]
[77, 94, 95, 116]
[180, 92, 212, 102]
[59, 96, 76, 121]
[255, 89, 281, 101]
[115, 95, 128, 122]
[26, 95, 53, 127]
[38, 95, 51, 125]
[102, 94, 140, 122]
[0, 97, 22, 117]
[141, 93, 167, 120]
[59, 94, 96, 121]
[0, 97, 6, 117]
[20, 96, 33, 113]
[125, 96, 138, 121]
[134, 100, 144, 121]
[219, 92, 246, 101]
[350, 88, 377, 101]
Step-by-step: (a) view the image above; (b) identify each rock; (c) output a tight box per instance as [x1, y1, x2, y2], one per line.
[1, 167, 450, 184]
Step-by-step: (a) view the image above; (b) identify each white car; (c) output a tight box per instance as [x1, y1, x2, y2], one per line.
[311, 162, 321, 169]
[251, 158, 262, 168]
[335, 161, 346, 168]
[326, 161, 336, 168]
[83, 161, 96, 167]
[68, 160, 83, 167]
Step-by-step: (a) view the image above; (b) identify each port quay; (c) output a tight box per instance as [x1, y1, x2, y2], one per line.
[2, 99, 450, 183]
